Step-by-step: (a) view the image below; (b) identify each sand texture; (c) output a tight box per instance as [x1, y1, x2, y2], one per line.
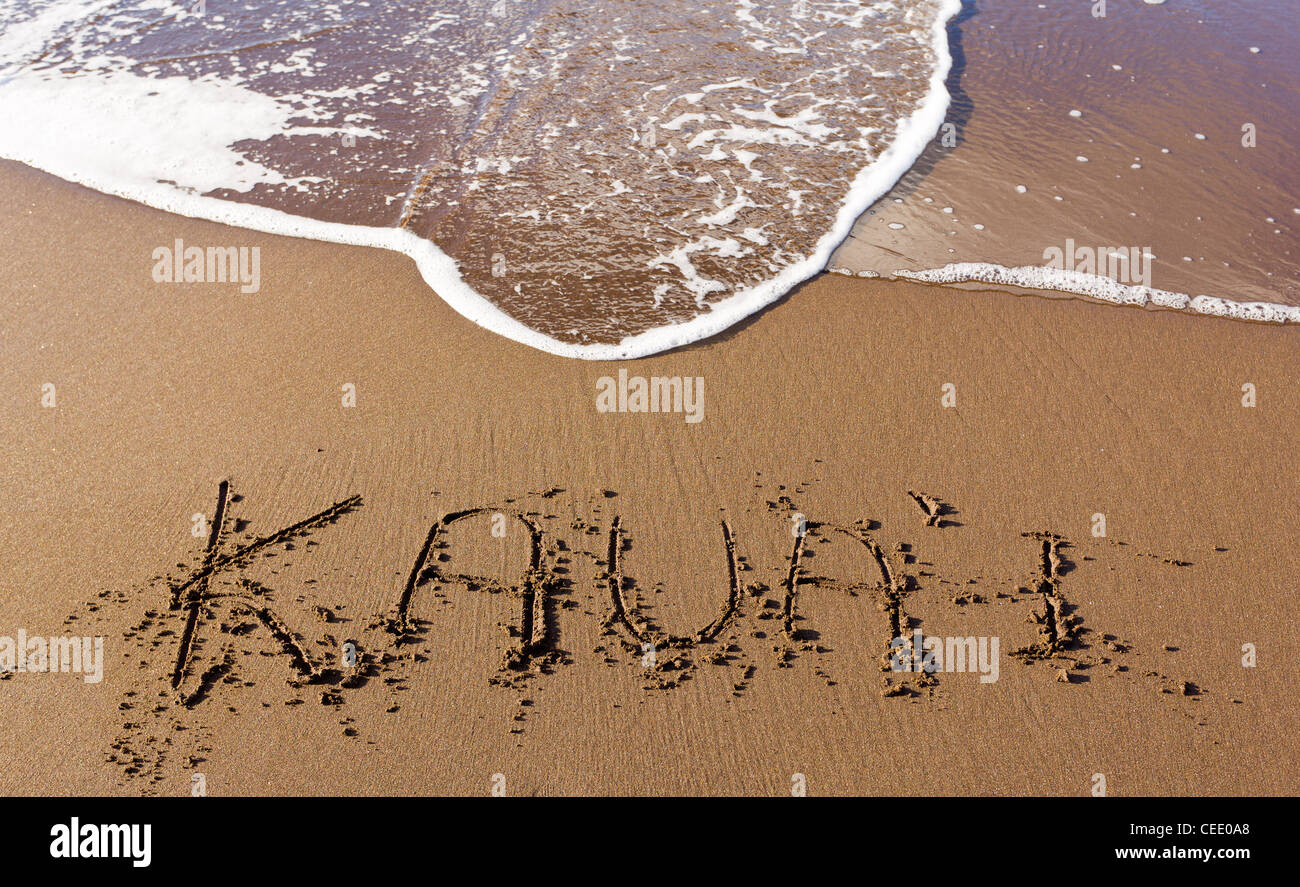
[1, 161, 1295, 796]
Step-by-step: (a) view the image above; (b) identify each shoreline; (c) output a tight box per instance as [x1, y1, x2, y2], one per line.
[0, 1, 964, 359]
[1, 159, 1295, 796]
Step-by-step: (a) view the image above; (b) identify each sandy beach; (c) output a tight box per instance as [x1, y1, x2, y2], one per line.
[1, 158, 1295, 796]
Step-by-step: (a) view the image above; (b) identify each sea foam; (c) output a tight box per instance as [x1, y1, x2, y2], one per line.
[892, 263, 1300, 324]
[0, 0, 963, 358]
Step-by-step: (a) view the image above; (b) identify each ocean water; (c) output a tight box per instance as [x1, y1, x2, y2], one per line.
[831, 0, 1300, 323]
[0, 0, 1294, 356]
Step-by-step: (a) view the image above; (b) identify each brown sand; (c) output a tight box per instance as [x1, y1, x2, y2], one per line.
[0, 158, 1295, 796]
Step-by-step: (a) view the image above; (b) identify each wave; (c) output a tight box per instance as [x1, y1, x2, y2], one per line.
[830, 264, 1300, 324]
[0, 0, 962, 358]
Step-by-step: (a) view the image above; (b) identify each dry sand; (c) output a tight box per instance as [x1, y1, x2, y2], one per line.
[0, 159, 1295, 796]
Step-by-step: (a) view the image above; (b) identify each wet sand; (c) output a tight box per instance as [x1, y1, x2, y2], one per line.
[0, 159, 1296, 795]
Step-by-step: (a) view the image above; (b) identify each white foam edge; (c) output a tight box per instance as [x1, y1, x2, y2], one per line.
[0, 0, 963, 360]
[892, 262, 1300, 324]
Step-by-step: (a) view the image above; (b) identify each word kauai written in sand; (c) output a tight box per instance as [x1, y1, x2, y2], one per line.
[92, 480, 1205, 716]
[79, 479, 1213, 782]
[151, 239, 261, 294]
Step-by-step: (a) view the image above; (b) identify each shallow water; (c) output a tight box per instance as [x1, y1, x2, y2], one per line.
[0, 0, 1294, 355]
[0, 0, 955, 352]
[833, 0, 1299, 317]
